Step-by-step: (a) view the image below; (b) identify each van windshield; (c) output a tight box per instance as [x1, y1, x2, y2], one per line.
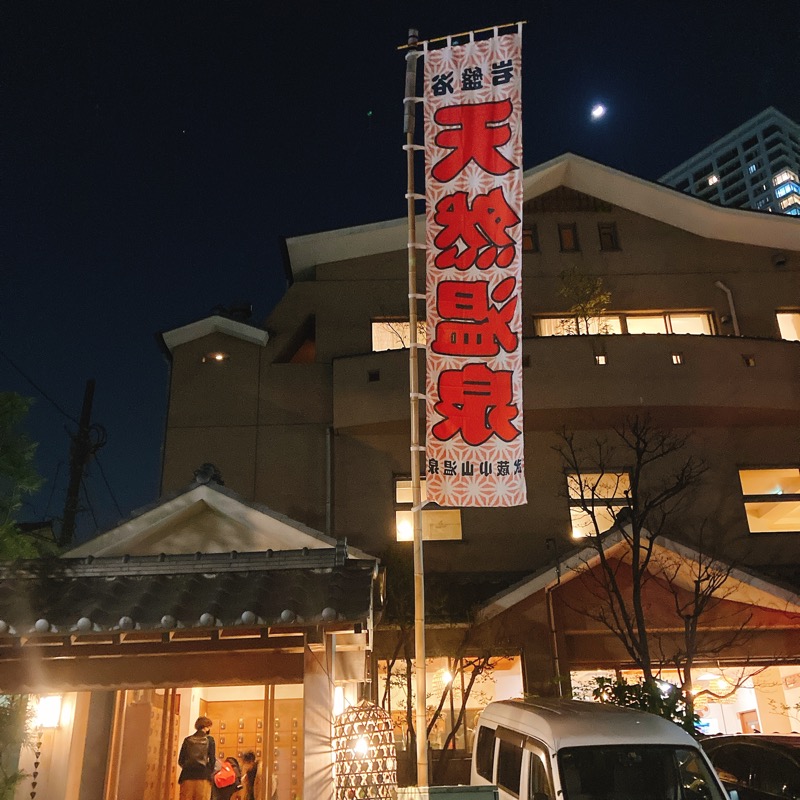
[558, 745, 726, 800]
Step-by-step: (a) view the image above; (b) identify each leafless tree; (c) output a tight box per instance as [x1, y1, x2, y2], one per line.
[554, 415, 763, 723]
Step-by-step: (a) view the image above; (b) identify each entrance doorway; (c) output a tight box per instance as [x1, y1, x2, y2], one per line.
[108, 684, 303, 800]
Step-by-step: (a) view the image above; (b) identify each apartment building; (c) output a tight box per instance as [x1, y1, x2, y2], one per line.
[660, 106, 800, 215]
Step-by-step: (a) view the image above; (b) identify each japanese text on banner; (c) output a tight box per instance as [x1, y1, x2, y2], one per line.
[424, 32, 526, 507]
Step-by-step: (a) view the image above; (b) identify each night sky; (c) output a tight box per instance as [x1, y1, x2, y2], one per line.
[3, 1, 799, 542]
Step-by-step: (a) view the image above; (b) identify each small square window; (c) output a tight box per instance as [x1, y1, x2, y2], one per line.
[522, 225, 540, 253]
[368, 369, 380, 382]
[595, 354, 607, 365]
[598, 222, 620, 251]
[742, 355, 756, 367]
[671, 353, 684, 365]
[558, 223, 580, 252]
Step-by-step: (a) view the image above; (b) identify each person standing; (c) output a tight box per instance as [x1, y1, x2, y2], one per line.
[240, 751, 265, 800]
[178, 716, 216, 800]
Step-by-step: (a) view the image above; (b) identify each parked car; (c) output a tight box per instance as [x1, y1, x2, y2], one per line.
[471, 698, 727, 800]
[700, 734, 800, 800]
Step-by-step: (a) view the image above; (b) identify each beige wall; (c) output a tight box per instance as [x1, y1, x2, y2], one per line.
[161, 197, 800, 577]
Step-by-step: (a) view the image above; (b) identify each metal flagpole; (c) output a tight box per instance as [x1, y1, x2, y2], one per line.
[402, 27, 429, 787]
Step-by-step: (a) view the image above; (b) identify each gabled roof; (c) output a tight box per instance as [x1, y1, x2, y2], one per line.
[285, 152, 799, 281]
[66, 480, 372, 560]
[160, 314, 269, 354]
[476, 531, 800, 621]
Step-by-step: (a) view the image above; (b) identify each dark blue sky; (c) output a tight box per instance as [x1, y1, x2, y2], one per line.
[3, 1, 799, 542]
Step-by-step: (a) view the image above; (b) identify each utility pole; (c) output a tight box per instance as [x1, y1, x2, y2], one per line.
[59, 379, 96, 548]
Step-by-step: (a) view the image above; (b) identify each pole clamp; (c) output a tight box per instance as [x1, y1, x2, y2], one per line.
[410, 392, 426, 401]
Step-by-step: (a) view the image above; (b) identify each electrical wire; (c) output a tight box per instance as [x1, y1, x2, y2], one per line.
[0, 347, 79, 424]
[80, 477, 99, 529]
[93, 454, 123, 517]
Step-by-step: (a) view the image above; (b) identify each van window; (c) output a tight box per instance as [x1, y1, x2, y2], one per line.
[475, 726, 496, 781]
[498, 739, 523, 797]
[559, 745, 726, 800]
[529, 750, 553, 800]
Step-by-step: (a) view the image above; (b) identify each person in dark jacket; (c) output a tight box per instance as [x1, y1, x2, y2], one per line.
[178, 716, 216, 800]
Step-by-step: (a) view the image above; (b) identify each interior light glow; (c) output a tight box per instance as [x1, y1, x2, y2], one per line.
[333, 686, 345, 717]
[202, 351, 230, 363]
[354, 736, 369, 756]
[707, 174, 719, 186]
[33, 695, 62, 728]
[396, 518, 413, 542]
[442, 670, 453, 685]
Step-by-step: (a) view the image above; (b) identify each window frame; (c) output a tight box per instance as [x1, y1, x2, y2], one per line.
[738, 467, 800, 534]
[597, 222, 621, 251]
[567, 470, 632, 539]
[371, 319, 427, 352]
[394, 476, 463, 542]
[522, 225, 540, 253]
[558, 223, 580, 252]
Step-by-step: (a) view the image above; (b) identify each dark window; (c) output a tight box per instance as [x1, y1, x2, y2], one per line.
[598, 222, 620, 251]
[475, 726, 495, 781]
[558, 223, 580, 252]
[753, 747, 800, 797]
[529, 750, 553, 800]
[497, 739, 523, 797]
[522, 225, 540, 253]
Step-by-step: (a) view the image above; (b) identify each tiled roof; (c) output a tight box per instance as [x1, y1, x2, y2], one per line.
[0, 546, 377, 637]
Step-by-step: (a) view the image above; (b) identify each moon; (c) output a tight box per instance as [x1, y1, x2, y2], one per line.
[590, 103, 607, 121]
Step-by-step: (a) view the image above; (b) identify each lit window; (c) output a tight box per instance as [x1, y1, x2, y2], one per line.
[707, 175, 719, 186]
[522, 225, 540, 253]
[626, 315, 668, 334]
[671, 353, 684, 365]
[535, 316, 622, 336]
[668, 313, 713, 334]
[395, 478, 462, 542]
[775, 182, 800, 199]
[780, 196, 800, 211]
[595, 354, 607, 365]
[558, 223, 580, 252]
[748, 164, 757, 174]
[568, 472, 631, 538]
[773, 169, 799, 186]
[777, 312, 800, 341]
[372, 321, 427, 352]
[202, 351, 230, 363]
[738, 468, 800, 533]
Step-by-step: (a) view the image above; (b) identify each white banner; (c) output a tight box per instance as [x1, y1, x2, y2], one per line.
[424, 31, 526, 507]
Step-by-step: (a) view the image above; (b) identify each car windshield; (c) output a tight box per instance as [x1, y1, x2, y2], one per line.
[559, 745, 726, 800]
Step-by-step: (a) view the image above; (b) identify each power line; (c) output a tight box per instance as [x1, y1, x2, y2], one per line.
[80, 478, 99, 530]
[93, 454, 123, 517]
[0, 347, 79, 424]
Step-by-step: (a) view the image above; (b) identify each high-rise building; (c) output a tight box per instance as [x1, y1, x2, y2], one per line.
[659, 106, 800, 215]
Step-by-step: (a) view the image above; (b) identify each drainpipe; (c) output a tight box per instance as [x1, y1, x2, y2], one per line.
[326, 426, 333, 535]
[715, 281, 741, 336]
[546, 587, 563, 698]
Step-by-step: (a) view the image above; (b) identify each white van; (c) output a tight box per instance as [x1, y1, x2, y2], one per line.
[471, 699, 729, 800]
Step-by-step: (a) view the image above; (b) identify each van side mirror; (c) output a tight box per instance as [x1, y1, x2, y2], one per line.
[728, 790, 739, 800]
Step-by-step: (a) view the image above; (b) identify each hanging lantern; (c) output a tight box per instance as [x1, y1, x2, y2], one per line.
[333, 699, 397, 799]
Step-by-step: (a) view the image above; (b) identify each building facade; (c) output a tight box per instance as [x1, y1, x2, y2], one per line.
[159, 153, 800, 743]
[659, 106, 800, 215]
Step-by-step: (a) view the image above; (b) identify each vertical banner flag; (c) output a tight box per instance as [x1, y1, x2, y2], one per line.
[424, 30, 526, 507]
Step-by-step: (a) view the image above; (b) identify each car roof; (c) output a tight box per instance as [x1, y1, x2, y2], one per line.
[701, 734, 800, 757]
[479, 699, 697, 750]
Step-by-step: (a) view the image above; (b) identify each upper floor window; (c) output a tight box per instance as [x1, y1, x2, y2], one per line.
[773, 170, 798, 186]
[372, 320, 427, 352]
[598, 222, 620, 251]
[522, 225, 540, 253]
[567, 471, 631, 539]
[558, 223, 580, 252]
[738, 468, 800, 534]
[534, 311, 713, 337]
[395, 478, 462, 542]
[777, 312, 800, 341]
